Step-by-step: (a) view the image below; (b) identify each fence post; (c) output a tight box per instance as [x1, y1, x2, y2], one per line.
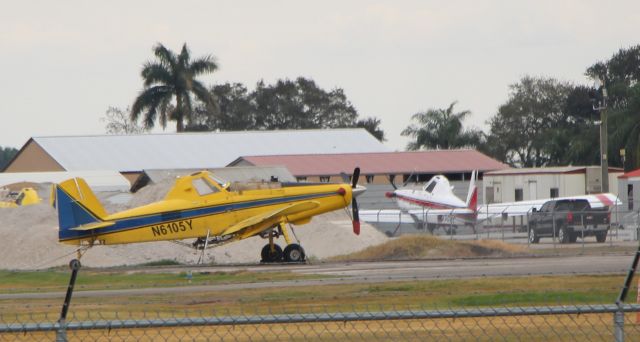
[56, 259, 81, 342]
[614, 306, 624, 342]
[614, 242, 640, 341]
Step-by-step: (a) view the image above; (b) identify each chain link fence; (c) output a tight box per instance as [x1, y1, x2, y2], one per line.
[361, 199, 640, 244]
[2, 304, 640, 341]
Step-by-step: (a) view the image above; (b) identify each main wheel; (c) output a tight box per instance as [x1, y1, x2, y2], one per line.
[283, 244, 306, 262]
[595, 231, 608, 243]
[261, 244, 283, 263]
[569, 232, 578, 243]
[528, 226, 539, 244]
[558, 225, 570, 244]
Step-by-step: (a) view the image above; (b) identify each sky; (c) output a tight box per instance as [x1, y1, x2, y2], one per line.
[1, 0, 639, 151]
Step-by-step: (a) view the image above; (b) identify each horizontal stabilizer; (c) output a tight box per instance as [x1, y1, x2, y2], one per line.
[222, 201, 320, 236]
[69, 221, 116, 231]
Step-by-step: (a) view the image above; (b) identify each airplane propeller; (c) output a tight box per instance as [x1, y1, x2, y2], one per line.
[351, 167, 361, 235]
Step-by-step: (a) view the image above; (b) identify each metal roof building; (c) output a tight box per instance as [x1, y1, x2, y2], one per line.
[3, 129, 390, 184]
[230, 150, 509, 184]
[483, 166, 624, 204]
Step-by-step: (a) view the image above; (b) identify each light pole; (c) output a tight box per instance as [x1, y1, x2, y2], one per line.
[592, 78, 608, 193]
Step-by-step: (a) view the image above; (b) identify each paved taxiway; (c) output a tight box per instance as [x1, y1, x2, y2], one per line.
[1, 254, 633, 300]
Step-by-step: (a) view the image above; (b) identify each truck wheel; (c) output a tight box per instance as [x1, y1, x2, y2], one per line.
[558, 226, 570, 244]
[529, 227, 539, 244]
[595, 231, 608, 243]
[569, 233, 578, 243]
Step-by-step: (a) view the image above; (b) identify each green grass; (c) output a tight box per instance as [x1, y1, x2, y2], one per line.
[0, 273, 632, 320]
[451, 291, 612, 307]
[138, 259, 184, 266]
[0, 269, 327, 293]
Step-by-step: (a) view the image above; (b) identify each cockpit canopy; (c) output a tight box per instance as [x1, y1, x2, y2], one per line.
[184, 171, 230, 197]
[422, 175, 450, 195]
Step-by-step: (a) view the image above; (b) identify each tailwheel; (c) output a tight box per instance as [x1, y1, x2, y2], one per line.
[283, 244, 306, 263]
[261, 244, 283, 263]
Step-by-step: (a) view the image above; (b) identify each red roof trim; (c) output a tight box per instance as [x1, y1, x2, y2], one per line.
[619, 168, 640, 179]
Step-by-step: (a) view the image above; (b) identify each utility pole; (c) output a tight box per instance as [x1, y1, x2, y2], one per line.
[591, 78, 608, 193]
[600, 104, 608, 193]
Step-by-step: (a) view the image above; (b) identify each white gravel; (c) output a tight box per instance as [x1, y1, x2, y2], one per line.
[0, 182, 387, 270]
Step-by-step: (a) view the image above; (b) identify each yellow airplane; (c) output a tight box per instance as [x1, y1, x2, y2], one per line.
[52, 169, 364, 263]
[0, 187, 42, 208]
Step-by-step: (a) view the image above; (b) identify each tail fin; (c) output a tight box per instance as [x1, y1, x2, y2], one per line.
[53, 178, 108, 241]
[465, 170, 478, 212]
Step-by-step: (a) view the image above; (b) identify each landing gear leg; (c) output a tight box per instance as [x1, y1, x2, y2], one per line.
[279, 223, 306, 263]
[261, 230, 282, 263]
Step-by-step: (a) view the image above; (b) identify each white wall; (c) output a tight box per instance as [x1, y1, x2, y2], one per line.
[484, 172, 589, 204]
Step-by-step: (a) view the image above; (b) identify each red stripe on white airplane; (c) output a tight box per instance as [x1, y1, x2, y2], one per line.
[595, 194, 614, 207]
[394, 194, 456, 210]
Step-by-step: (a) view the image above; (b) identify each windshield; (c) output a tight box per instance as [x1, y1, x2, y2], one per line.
[206, 172, 230, 190]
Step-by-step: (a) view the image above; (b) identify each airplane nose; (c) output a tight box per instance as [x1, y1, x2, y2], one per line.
[385, 191, 396, 198]
[353, 185, 366, 198]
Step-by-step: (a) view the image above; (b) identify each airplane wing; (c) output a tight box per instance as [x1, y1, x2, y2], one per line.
[222, 201, 320, 236]
[477, 193, 622, 220]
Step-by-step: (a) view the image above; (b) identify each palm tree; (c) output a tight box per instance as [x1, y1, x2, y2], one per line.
[131, 43, 218, 132]
[401, 101, 481, 150]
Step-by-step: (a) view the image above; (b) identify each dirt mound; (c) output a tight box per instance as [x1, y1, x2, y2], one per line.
[0, 180, 388, 270]
[330, 235, 527, 261]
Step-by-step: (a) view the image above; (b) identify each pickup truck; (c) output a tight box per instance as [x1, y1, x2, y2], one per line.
[528, 199, 610, 244]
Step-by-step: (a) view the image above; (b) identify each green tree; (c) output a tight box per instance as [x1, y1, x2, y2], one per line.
[586, 45, 640, 170]
[131, 43, 218, 132]
[188, 78, 386, 140]
[251, 78, 358, 129]
[188, 83, 255, 131]
[556, 85, 600, 166]
[482, 77, 572, 167]
[356, 117, 386, 142]
[401, 101, 482, 150]
[0, 146, 18, 170]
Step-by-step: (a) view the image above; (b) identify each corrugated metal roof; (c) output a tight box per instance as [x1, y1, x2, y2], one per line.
[232, 150, 509, 175]
[144, 166, 295, 184]
[0, 170, 131, 192]
[32, 129, 390, 172]
[485, 166, 624, 176]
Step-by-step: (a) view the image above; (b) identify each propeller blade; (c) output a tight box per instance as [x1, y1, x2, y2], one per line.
[352, 197, 360, 235]
[351, 167, 360, 188]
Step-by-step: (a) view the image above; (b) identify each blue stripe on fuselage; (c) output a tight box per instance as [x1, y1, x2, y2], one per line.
[60, 191, 339, 241]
